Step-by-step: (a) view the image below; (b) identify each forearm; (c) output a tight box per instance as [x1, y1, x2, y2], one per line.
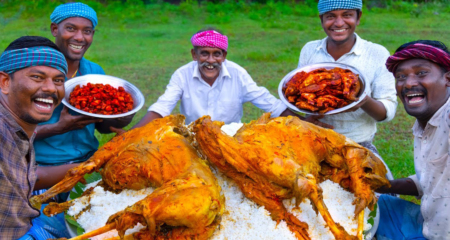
[361, 97, 387, 121]
[376, 178, 419, 196]
[34, 163, 79, 190]
[132, 111, 163, 129]
[279, 109, 305, 119]
[35, 124, 65, 140]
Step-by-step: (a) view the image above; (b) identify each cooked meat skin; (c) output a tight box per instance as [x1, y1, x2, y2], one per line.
[283, 67, 361, 113]
[30, 115, 224, 240]
[192, 113, 390, 240]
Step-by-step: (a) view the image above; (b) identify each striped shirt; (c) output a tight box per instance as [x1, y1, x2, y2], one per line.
[0, 102, 39, 239]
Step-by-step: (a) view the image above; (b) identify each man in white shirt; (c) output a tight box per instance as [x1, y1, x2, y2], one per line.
[376, 40, 450, 240]
[134, 29, 323, 127]
[298, 0, 397, 158]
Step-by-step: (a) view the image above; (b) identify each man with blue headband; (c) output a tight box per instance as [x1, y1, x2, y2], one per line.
[32, 3, 132, 180]
[0, 36, 74, 240]
[297, 0, 397, 178]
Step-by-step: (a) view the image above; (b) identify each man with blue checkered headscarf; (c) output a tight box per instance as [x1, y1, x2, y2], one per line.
[297, 0, 397, 180]
[0, 36, 75, 240]
[33, 3, 133, 178]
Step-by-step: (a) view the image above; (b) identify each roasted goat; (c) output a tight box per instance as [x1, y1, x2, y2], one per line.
[30, 115, 224, 240]
[283, 67, 361, 113]
[192, 113, 389, 240]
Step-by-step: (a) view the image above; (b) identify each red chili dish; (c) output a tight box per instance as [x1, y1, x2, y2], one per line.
[69, 83, 134, 115]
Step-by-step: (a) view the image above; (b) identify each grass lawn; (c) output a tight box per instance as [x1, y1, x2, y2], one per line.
[1, 1, 449, 195]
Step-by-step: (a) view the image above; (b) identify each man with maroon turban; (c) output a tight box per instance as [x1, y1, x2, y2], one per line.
[376, 40, 450, 240]
[134, 28, 323, 127]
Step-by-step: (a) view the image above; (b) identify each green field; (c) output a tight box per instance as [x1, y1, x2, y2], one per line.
[2, 1, 449, 192]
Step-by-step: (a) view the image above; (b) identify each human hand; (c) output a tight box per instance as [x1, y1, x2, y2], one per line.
[342, 95, 370, 113]
[109, 126, 127, 136]
[304, 115, 334, 129]
[57, 106, 103, 132]
[113, 113, 135, 127]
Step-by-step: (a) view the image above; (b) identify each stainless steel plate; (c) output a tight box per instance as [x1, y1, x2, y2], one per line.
[62, 74, 145, 119]
[278, 62, 368, 115]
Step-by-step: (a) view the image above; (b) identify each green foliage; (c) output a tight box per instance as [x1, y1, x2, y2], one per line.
[65, 172, 101, 235]
[366, 203, 377, 228]
[64, 214, 85, 235]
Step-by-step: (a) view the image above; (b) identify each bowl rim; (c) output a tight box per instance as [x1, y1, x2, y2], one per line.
[277, 62, 369, 116]
[61, 74, 145, 119]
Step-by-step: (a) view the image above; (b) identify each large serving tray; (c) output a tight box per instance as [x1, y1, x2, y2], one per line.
[278, 62, 369, 115]
[62, 74, 145, 119]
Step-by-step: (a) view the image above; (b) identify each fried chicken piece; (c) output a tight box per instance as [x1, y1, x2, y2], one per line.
[31, 115, 224, 240]
[283, 67, 362, 113]
[192, 113, 390, 240]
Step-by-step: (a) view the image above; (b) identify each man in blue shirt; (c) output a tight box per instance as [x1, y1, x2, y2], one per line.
[33, 3, 132, 169]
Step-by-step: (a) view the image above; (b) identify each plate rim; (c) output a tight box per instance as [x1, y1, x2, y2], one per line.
[278, 62, 369, 116]
[62, 74, 145, 119]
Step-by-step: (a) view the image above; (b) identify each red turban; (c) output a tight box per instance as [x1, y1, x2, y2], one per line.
[191, 30, 228, 52]
[386, 43, 450, 74]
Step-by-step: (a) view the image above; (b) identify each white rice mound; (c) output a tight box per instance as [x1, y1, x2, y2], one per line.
[68, 180, 154, 240]
[283, 180, 372, 240]
[210, 171, 297, 240]
[66, 123, 374, 240]
[220, 122, 245, 136]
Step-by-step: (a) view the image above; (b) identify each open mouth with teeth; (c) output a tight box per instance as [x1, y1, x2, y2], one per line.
[332, 29, 348, 33]
[204, 65, 216, 71]
[69, 44, 84, 51]
[33, 98, 54, 113]
[405, 93, 426, 105]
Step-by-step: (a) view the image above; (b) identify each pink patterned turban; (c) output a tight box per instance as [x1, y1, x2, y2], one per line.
[386, 43, 450, 74]
[191, 30, 228, 52]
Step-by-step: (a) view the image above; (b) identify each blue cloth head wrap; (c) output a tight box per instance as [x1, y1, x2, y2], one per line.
[50, 2, 98, 29]
[0, 46, 68, 75]
[318, 0, 362, 15]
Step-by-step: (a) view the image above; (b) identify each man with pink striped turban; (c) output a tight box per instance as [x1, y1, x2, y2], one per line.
[376, 40, 450, 240]
[134, 28, 322, 128]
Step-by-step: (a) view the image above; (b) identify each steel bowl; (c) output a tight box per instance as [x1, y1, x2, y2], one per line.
[62, 74, 145, 119]
[278, 62, 368, 115]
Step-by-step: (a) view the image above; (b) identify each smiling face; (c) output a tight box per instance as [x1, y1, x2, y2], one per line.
[320, 9, 361, 45]
[395, 58, 450, 123]
[191, 47, 227, 84]
[0, 66, 65, 124]
[51, 17, 95, 63]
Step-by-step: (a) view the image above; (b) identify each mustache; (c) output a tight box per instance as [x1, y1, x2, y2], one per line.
[401, 86, 427, 97]
[33, 93, 58, 103]
[200, 62, 221, 68]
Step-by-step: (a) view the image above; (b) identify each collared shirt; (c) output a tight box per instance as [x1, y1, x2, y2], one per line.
[0, 102, 39, 239]
[298, 34, 397, 143]
[33, 58, 105, 166]
[408, 97, 450, 239]
[148, 60, 287, 124]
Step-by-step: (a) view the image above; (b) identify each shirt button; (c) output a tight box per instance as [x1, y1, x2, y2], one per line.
[423, 140, 427, 144]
